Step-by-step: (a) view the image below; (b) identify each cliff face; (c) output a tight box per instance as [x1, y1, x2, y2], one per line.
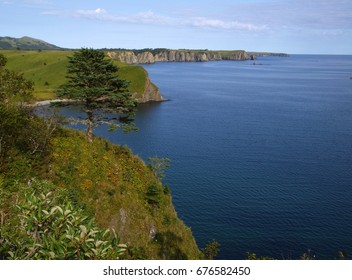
[133, 74, 166, 103]
[108, 50, 252, 64]
[115, 62, 165, 103]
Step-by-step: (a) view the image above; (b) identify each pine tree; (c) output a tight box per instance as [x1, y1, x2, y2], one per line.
[57, 48, 137, 142]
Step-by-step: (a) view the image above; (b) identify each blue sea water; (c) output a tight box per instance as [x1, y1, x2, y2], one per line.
[58, 55, 352, 259]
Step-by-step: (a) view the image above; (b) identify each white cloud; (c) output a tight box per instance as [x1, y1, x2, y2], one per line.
[71, 8, 266, 32]
[190, 17, 267, 31]
[76, 8, 106, 16]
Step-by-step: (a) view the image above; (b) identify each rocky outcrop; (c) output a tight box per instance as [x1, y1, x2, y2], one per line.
[108, 50, 252, 64]
[115, 51, 138, 64]
[133, 75, 166, 103]
[137, 52, 155, 64]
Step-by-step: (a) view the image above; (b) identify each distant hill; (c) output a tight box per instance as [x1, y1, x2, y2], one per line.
[0, 36, 62, 50]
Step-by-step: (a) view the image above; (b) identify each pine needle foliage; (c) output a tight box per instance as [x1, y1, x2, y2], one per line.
[56, 48, 137, 142]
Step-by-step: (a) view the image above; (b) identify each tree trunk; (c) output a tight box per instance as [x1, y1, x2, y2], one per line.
[87, 110, 93, 143]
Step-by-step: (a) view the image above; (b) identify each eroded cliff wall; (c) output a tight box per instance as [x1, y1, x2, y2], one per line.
[133, 75, 166, 103]
[108, 50, 252, 64]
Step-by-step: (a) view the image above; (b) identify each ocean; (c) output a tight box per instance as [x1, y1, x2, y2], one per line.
[57, 55, 352, 259]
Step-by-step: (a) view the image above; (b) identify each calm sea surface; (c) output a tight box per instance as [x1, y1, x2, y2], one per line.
[58, 55, 352, 259]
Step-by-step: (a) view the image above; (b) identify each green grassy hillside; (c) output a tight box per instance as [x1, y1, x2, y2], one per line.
[0, 50, 150, 101]
[0, 107, 202, 259]
[50, 130, 201, 259]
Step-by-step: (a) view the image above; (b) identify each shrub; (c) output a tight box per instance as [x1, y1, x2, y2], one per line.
[145, 183, 162, 207]
[0, 180, 126, 260]
[202, 240, 221, 260]
[163, 184, 171, 195]
[0, 105, 57, 181]
[245, 252, 274, 260]
[147, 156, 171, 181]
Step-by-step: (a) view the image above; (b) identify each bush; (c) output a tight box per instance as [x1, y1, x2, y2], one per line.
[147, 156, 171, 181]
[0, 58, 52, 181]
[163, 184, 171, 195]
[245, 252, 274, 260]
[0, 67, 33, 104]
[145, 183, 162, 207]
[202, 240, 220, 260]
[0, 105, 56, 181]
[0, 180, 126, 260]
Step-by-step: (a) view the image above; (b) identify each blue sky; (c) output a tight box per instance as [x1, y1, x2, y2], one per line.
[1, 0, 351, 54]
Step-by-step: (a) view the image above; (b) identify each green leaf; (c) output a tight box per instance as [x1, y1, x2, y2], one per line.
[64, 209, 72, 216]
[102, 229, 110, 238]
[50, 207, 57, 215]
[56, 206, 63, 215]
[79, 225, 87, 234]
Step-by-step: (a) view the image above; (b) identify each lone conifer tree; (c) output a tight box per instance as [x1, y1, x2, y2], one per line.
[57, 48, 137, 142]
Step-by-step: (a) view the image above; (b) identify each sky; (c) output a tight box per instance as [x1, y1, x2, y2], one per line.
[1, 0, 351, 54]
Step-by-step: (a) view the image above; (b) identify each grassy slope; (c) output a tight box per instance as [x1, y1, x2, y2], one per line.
[0, 50, 148, 101]
[0, 124, 201, 259]
[117, 64, 147, 98]
[49, 129, 201, 259]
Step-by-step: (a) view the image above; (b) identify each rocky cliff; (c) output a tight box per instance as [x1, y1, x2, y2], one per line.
[108, 50, 253, 64]
[133, 73, 166, 103]
[110, 60, 165, 103]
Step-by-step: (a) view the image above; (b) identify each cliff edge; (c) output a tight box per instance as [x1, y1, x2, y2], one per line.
[108, 49, 252, 64]
[133, 73, 165, 103]
[115, 62, 166, 103]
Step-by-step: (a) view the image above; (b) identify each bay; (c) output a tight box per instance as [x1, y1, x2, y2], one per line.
[54, 55, 352, 259]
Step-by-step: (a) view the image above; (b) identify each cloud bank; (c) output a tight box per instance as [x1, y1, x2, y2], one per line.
[71, 8, 267, 32]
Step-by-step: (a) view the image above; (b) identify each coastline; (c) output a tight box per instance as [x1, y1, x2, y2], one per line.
[29, 96, 168, 107]
[30, 99, 78, 106]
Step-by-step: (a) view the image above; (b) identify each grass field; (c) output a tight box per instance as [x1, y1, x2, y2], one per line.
[1, 50, 148, 101]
